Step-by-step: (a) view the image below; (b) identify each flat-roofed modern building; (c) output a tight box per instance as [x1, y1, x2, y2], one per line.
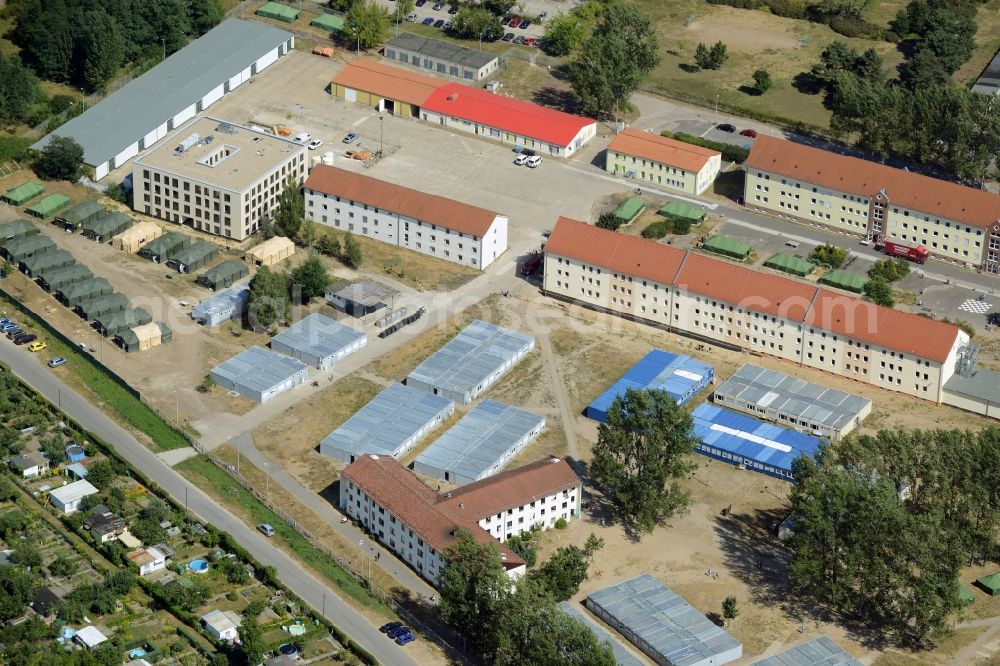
[304, 165, 507, 269]
[384, 34, 500, 82]
[606, 129, 722, 195]
[748, 636, 862, 666]
[744, 135, 1000, 273]
[209, 346, 308, 403]
[32, 19, 294, 180]
[713, 364, 872, 440]
[586, 574, 742, 666]
[587, 350, 714, 422]
[340, 454, 580, 585]
[191, 284, 249, 327]
[413, 400, 545, 485]
[319, 383, 454, 463]
[405, 320, 534, 404]
[542, 216, 968, 403]
[133, 118, 307, 240]
[269, 313, 367, 369]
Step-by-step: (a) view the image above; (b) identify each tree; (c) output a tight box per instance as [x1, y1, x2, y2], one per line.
[591, 388, 698, 533]
[810, 41, 883, 93]
[79, 10, 126, 91]
[290, 253, 329, 302]
[542, 15, 586, 56]
[868, 258, 909, 283]
[392, 0, 416, 23]
[11, 542, 43, 569]
[505, 533, 537, 567]
[582, 533, 605, 558]
[48, 555, 76, 578]
[189, 0, 225, 34]
[316, 232, 341, 258]
[0, 54, 40, 124]
[863, 277, 894, 307]
[485, 0, 517, 14]
[85, 459, 117, 490]
[41, 434, 66, 464]
[752, 69, 772, 93]
[567, 2, 660, 118]
[722, 596, 739, 624]
[708, 41, 728, 69]
[34, 136, 84, 181]
[596, 212, 622, 231]
[93, 641, 122, 666]
[273, 177, 304, 239]
[329, 0, 353, 10]
[453, 7, 503, 41]
[342, 232, 363, 269]
[808, 244, 849, 268]
[345, 0, 391, 51]
[238, 615, 267, 665]
[532, 545, 589, 601]
[694, 43, 711, 69]
[246, 266, 289, 329]
[0, 566, 34, 621]
[223, 558, 250, 585]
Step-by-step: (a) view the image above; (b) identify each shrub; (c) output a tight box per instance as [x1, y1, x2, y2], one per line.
[662, 131, 750, 163]
[596, 212, 623, 231]
[828, 14, 881, 39]
[763, 0, 808, 19]
[808, 243, 848, 268]
[554, 517, 568, 529]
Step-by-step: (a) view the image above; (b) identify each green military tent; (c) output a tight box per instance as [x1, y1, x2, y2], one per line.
[2, 234, 55, 262]
[975, 572, 1000, 596]
[138, 231, 191, 263]
[82, 212, 133, 242]
[26, 194, 72, 219]
[0, 219, 38, 242]
[95, 307, 152, 337]
[57, 277, 113, 306]
[166, 240, 219, 273]
[197, 259, 248, 291]
[958, 582, 975, 605]
[75, 293, 130, 320]
[613, 197, 645, 223]
[764, 252, 815, 277]
[54, 200, 105, 231]
[38, 264, 93, 292]
[658, 201, 706, 222]
[703, 234, 751, 260]
[256, 1, 299, 22]
[819, 269, 868, 294]
[311, 13, 344, 33]
[1, 182, 44, 205]
[21, 250, 75, 277]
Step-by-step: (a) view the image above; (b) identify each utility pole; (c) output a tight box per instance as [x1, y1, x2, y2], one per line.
[175, 391, 179, 424]
[162, 38, 166, 62]
[715, 94, 719, 124]
[379, 116, 384, 156]
[264, 462, 269, 501]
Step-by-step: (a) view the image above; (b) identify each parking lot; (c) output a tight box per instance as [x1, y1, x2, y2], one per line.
[375, 0, 546, 42]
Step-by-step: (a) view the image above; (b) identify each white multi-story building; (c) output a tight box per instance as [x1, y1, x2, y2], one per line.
[304, 165, 507, 270]
[340, 454, 581, 586]
[543, 217, 968, 403]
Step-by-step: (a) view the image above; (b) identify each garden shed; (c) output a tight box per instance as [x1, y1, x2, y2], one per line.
[613, 197, 645, 223]
[658, 200, 706, 222]
[310, 13, 344, 33]
[197, 259, 248, 291]
[38, 264, 93, 292]
[1, 182, 44, 205]
[2, 234, 55, 262]
[587, 350, 713, 422]
[26, 194, 72, 218]
[976, 572, 1000, 596]
[256, 1, 299, 22]
[21, 250, 75, 277]
[269, 313, 367, 369]
[139, 231, 191, 263]
[82, 212, 133, 242]
[818, 269, 868, 294]
[55, 200, 105, 231]
[244, 235, 294, 266]
[703, 234, 751, 260]
[209, 346, 308, 403]
[166, 240, 219, 273]
[764, 252, 815, 277]
[115, 321, 172, 352]
[76, 293, 130, 320]
[112, 221, 162, 252]
[0, 219, 38, 242]
[58, 277, 113, 306]
[94, 307, 152, 337]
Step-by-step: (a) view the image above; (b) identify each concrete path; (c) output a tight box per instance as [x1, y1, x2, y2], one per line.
[538, 333, 580, 459]
[156, 446, 199, 466]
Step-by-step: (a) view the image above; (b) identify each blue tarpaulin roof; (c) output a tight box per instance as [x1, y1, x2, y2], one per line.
[587, 350, 714, 422]
[691, 403, 821, 479]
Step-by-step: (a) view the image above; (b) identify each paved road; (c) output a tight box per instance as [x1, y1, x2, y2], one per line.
[0, 341, 417, 666]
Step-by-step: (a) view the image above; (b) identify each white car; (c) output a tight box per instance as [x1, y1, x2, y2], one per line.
[291, 132, 311, 145]
[526, 155, 542, 168]
[514, 154, 529, 165]
[405, 12, 418, 21]
[307, 139, 324, 150]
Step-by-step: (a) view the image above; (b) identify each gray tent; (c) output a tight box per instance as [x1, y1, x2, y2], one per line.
[166, 240, 218, 273]
[94, 307, 151, 337]
[138, 231, 191, 263]
[197, 259, 248, 291]
[20, 250, 75, 277]
[75, 292, 130, 320]
[57, 277, 113, 306]
[38, 264, 93, 292]
[54, 200, 105, 231]
[0, 219, 38, 243]
[2, 235, 55, 262]
[82, 212, 133, 242]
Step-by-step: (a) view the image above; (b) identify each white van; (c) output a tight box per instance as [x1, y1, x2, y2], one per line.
[526, 155, 542, 168]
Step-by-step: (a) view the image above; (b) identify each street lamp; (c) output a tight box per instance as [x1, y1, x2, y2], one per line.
[161, 38, 166, 61]
[379, 116, 384, 156]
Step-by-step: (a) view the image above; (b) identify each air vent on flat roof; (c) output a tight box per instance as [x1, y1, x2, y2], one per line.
[216, 122, 238, 135]
[174, 133, 201, 155]
[447, 93, 457, 101]
[204, 135, 215, 145]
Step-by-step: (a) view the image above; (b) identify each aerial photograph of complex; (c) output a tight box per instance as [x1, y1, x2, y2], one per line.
[0, 0, 998, 664]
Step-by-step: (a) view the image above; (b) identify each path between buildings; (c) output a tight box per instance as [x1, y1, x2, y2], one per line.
[538, 333, 580, 460]
[950, 616, 1000, 665]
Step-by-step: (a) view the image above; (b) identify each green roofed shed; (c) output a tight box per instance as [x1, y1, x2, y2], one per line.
[658, 201, 706, 222]
[0, 219, 38, 242]
[257, 1, 299, 22]
[82, 211, 133, 242]
[703, 234, 751, 260]
[819, 269, 869, 294]
[197, 259, 249, 291]
[26, 194, 72, 219]
[55, 199, 105, 231]
[613, 197, 645, 223]
[1, 182, 44, 205]
[976, 572, 1000, 596]
[311, 13, 344, 33]
[764, 252, 815, 277]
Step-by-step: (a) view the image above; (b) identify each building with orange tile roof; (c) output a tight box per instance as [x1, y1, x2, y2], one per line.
[606, 129, 722, 195]
[330, 60, 440, 117]
[304, 164, 507, 269]
[744, 135, 1000, 274]
[340, 454, 581, 585]
[543, 216, 969, 403]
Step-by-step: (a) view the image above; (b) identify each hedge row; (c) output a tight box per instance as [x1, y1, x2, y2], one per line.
[706, 0, 884, 39]
[660, 130, 750, 163]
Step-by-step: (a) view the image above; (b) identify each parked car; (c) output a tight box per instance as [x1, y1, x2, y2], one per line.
[257, 523, 275, 537]
[415, 0, 426, 6]
[520, 19, 531, 28]
[501, 16, 512, 25]
[342, 132, 358, 144]
[47, 356, 67, 368]
[5, 327, 22, 338]
[448, 4, 458, 13]
[526, 155, 542, 168]
[396, 632, 416, 645]
[307, 139, 324, 150]
[291, 132, 311, 144]
[443, 20, 453, 29]
[508, 17, 521, 28]
[14, 333, 37, 346]
[10, 332, 30, 344]
[387, 625, 410, 638]
[514, 154, 529, 165]
[523, 37, 536, 46]
[421, 16, 434, 24]
[538, 11, 547, 20]
[405, 12, 418, 21]
[431, 18, 442, 27]
[513, 35, 524, 44]
[380, 622, 403, 634]
[501, 32, 515, 41]
[27, 341, 46, 352]
[716, 123, 737, 133]
[739, 128, 758, 138]
[432, 1, 444, 9]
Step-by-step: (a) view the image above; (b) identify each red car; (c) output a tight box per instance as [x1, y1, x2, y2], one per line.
[508, 17, 521, 28]
[523, 37, 536, 46]
[739, 128, 758, 138]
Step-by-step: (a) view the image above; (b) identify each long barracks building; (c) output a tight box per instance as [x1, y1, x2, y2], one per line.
[542, 217, 969, 402]
[744, 135, 1000, 274]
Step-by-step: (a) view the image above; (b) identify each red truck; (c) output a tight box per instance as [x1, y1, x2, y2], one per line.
[881, 237, 929, 264]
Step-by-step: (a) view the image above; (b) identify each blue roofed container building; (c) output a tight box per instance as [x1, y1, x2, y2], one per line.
[587, 350, 714, 422]
[190, 284, 249, 327]
[691, 403, 823, 480]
